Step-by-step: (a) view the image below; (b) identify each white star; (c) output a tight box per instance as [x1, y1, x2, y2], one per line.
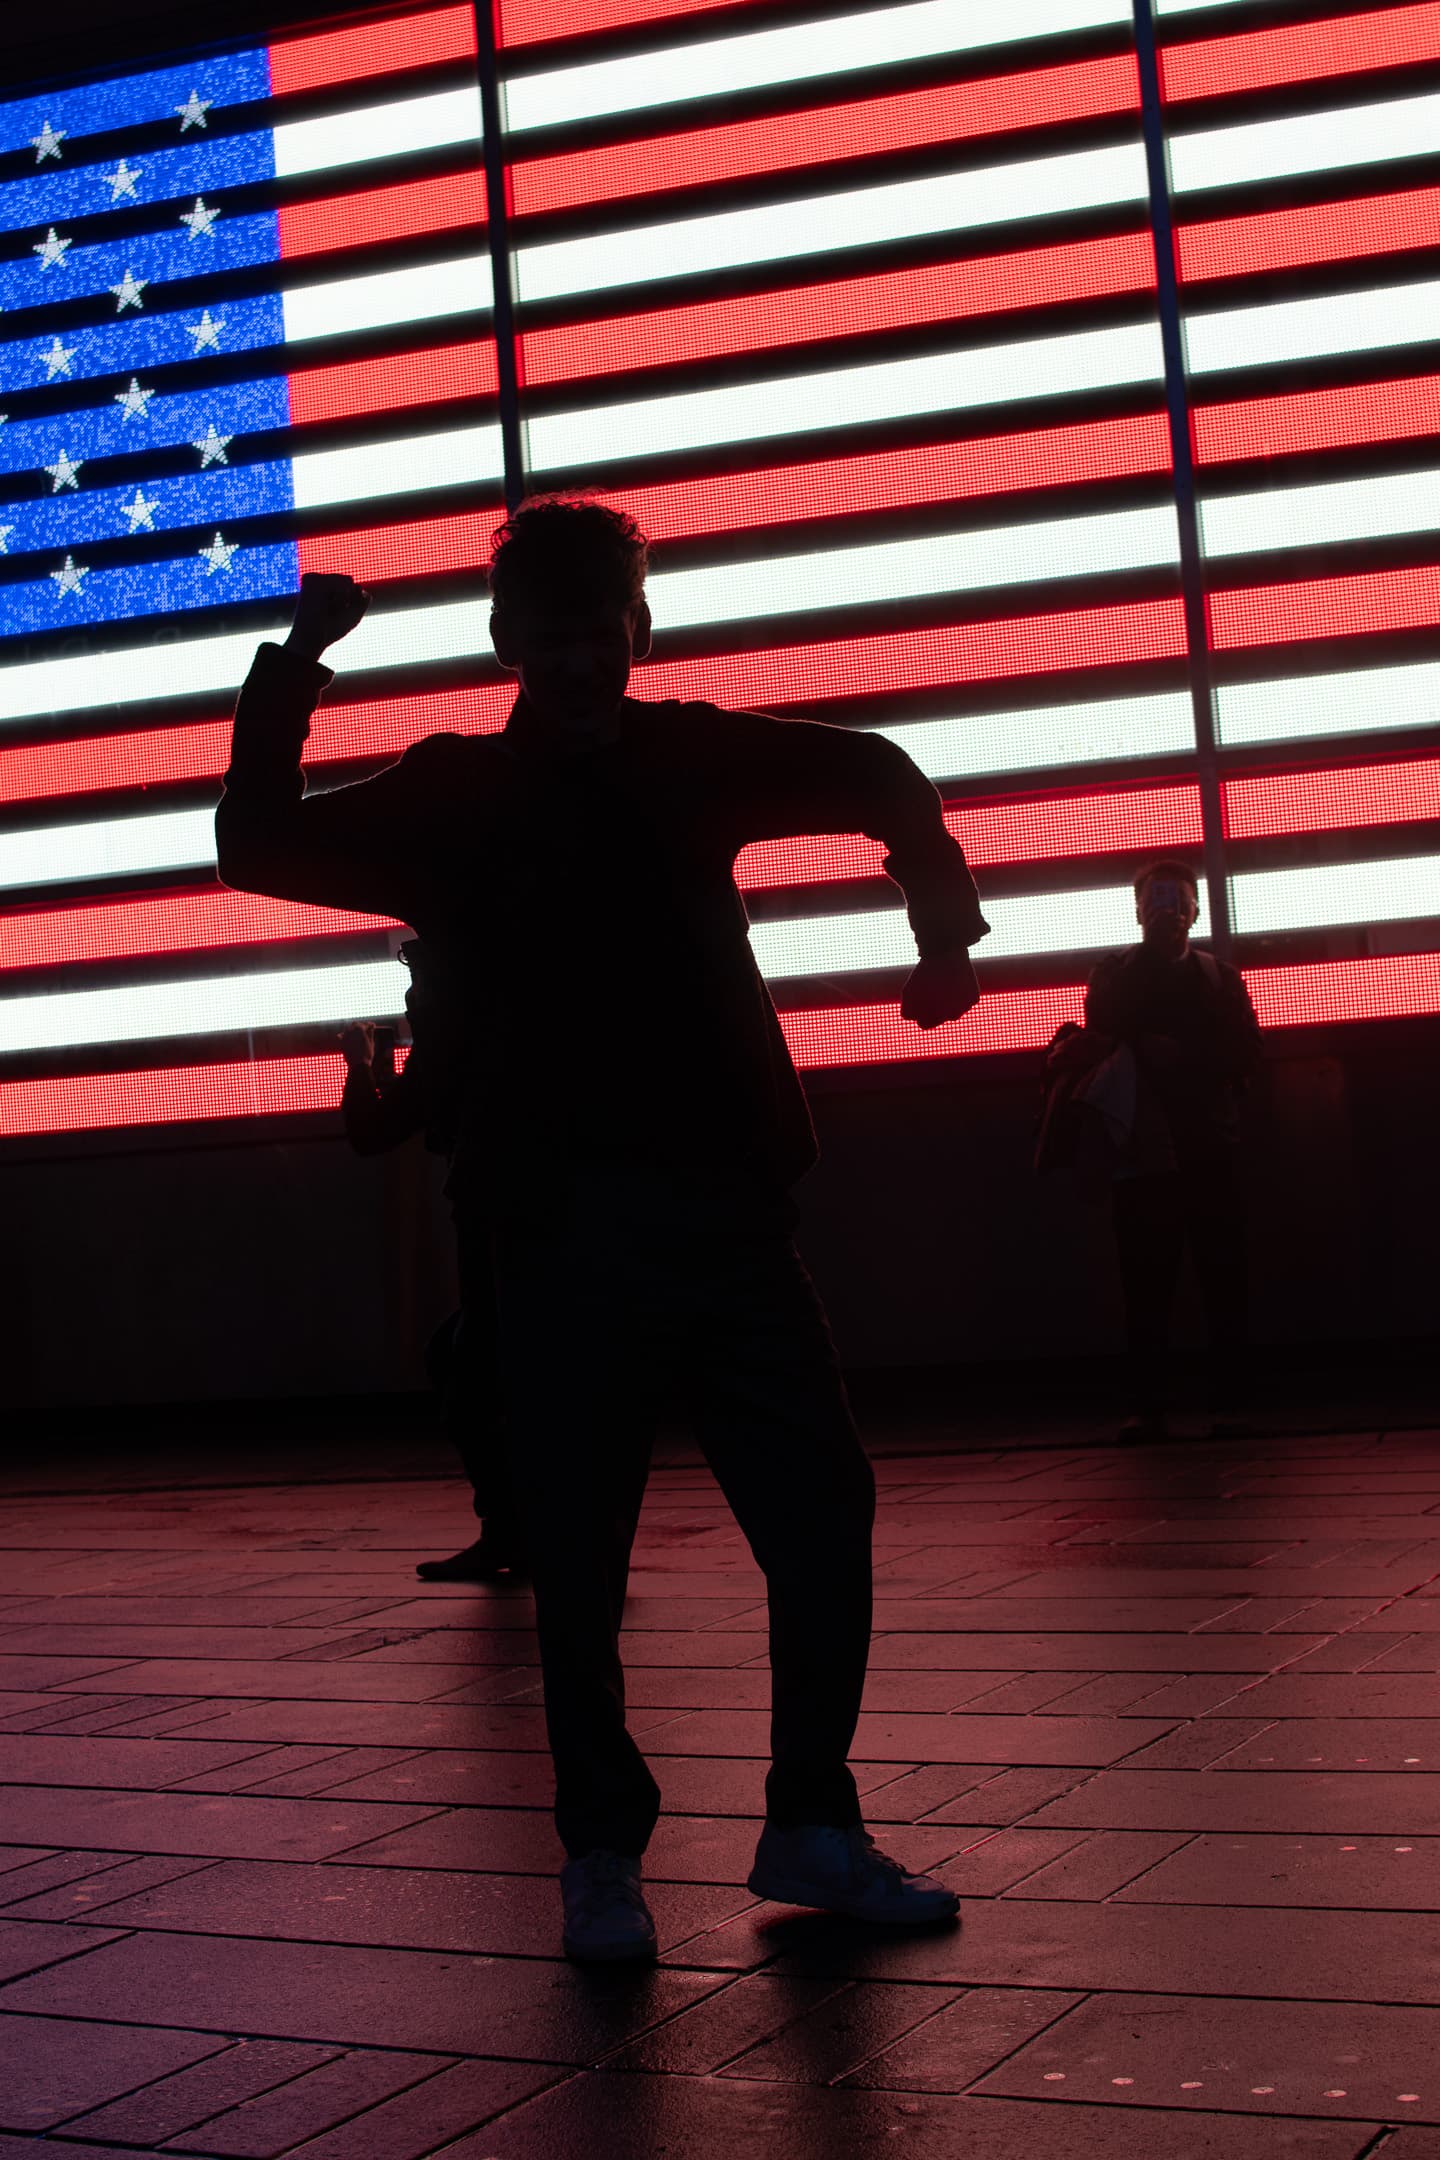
[50, 554, 89, 597]
[192, 422, 232, 467]
[107, 158, 142, 201]
[109, 267, 148, 313]
[41, 336, 76, 379]
[198, 530, 237, 575]
[30, 119, 66, 163]
[188, 309, 224, 353]
[175, 89, 212, 131]
[32, 226, 71, 271]
[114, 377, 155, 421]
[179, 196, 220, 242]
[44, 448, 83, 492]
[123, 488, 160, 533]
[0, 525, 13, 554]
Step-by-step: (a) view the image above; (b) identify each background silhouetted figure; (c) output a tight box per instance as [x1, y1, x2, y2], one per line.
[339, 941, 525, 1583]
[1084, 860, 1262, 1438]
[217, 499, 988, 1962]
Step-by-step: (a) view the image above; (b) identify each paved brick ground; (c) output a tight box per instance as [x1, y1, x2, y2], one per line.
[2, 1425, 1439, 2157]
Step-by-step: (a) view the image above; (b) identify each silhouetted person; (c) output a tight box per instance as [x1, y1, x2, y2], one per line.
[1084, 860, 1262, 1439]
[339, 942, 525, 1583]
[217, 499, 989, 1962]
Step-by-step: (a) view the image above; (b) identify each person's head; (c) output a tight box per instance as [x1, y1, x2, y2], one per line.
[487, 496, 652, 736]
[1134, 860, 1200, 956]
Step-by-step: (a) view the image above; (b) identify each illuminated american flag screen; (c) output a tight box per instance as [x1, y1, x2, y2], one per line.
[1, 0, 1438, 1139]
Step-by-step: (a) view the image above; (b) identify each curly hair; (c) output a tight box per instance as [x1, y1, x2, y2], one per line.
[487, 495, 650, 614]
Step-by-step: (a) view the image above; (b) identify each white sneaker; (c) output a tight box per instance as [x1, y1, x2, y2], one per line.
[560, 1849, 657, 1963]
[747, 1823, 960, 1924]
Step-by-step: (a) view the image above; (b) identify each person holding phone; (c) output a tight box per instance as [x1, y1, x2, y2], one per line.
[1084, 860, 1263, 1440]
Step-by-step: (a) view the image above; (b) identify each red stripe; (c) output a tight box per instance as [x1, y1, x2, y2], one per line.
[523, 230, 1156, 388]
[1162, 0, 1440, 105]
[0, 892, 397, 975]
[297, 510, 503, 586]
[1247, 950, 1440, 1027]
[277, 171, 488, 262]
[512, 57, 1139, 220]
[4, 785, 1202, 974]
[1225, 757, 1440, 841]
[1195, 374, 1440, 465]
[4, 954, 1437, 1134]
[607, 413, 1172, 543]
[636, 596, 1188, 707]
[0, 1054, 353, 1137]
[1210, 564, 1440, 651]
[268, 6, 477, 95]
[304, 413, 1168, 589]
[735, 783, 1203, 892]
[497, 0, 753, 45]
[0, 687, 511, 809]
[288, 341, 498, 428]
[1177, 186, 1440, 289]
[0, 600, 1175, 817]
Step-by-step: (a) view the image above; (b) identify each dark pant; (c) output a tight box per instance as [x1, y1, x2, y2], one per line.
[482, 1164, 876, 1859]
[1112, 1158, 1248, 1414]
[424, 1227, 520, 1533]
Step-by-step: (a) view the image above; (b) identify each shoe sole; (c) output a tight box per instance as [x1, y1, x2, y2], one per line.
[746, 1864, 959, 1924]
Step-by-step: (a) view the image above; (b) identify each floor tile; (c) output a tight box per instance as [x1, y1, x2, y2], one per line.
[164, 2047, 447, 2156]
[0, 1784, 440, 1859]
[279, 2059, 566, 2160]
[0, 2009, 227, 2131]
[88, 1855, 752, 1959]
[976, 1989, 1440, 2123]
[61, 2037, 341, 2145]
[456, 2069, 1368, 2158]
[840, 1985, 1081, 2090]
[1113, 1830, 1440, 1910]
[1028, 1767, 1440, 1834]
[0, 1928, 726, 2059]
[767, 1894, 1440, 2002]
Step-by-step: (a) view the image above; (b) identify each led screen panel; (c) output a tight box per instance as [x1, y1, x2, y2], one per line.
[1164, 0, 1440, 998]
[4, 0, 1440, 1140]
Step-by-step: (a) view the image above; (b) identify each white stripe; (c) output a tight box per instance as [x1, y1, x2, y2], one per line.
[1170, 91, 1440, 197]
[0, 809, 215, 894]
[291, 423, 504, 510]
[1216, 660, 1440, 747]
[0, 881, 1188, 1055]
[2, 694, 1196, 904]
[0, 597, 492, 727]
[0, 959, 405, 1056]
[516, 144, 1147, 304]
[272, 85, 483, 180]
[282, 255, 491, 345]
[1156, 0, 1245, 11]
[753, 880, 1208, 978]
[528, 322, 1165, 473]
[872, 692, 1195, 780]
[1186, 277, 1440, 377]
[1233, 853, 1440, 936]
[1201, 466, 1440, 560]
[505, 0, 1130, 134]
[651, 504, 1179, 629]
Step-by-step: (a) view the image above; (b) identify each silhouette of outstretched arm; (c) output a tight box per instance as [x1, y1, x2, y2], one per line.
[710, 707, 989, 1022]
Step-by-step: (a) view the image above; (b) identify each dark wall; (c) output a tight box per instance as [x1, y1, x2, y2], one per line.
[4, 1023, 1431, 1408]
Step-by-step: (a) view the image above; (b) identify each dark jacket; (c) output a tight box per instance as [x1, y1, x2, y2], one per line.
[218, 643, 988, 1205]
[1084, 942, 1262, 1161]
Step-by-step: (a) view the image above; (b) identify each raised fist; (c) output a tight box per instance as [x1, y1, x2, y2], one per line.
[900, 950, 982, 1030]
[286, 572, 369, 660]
